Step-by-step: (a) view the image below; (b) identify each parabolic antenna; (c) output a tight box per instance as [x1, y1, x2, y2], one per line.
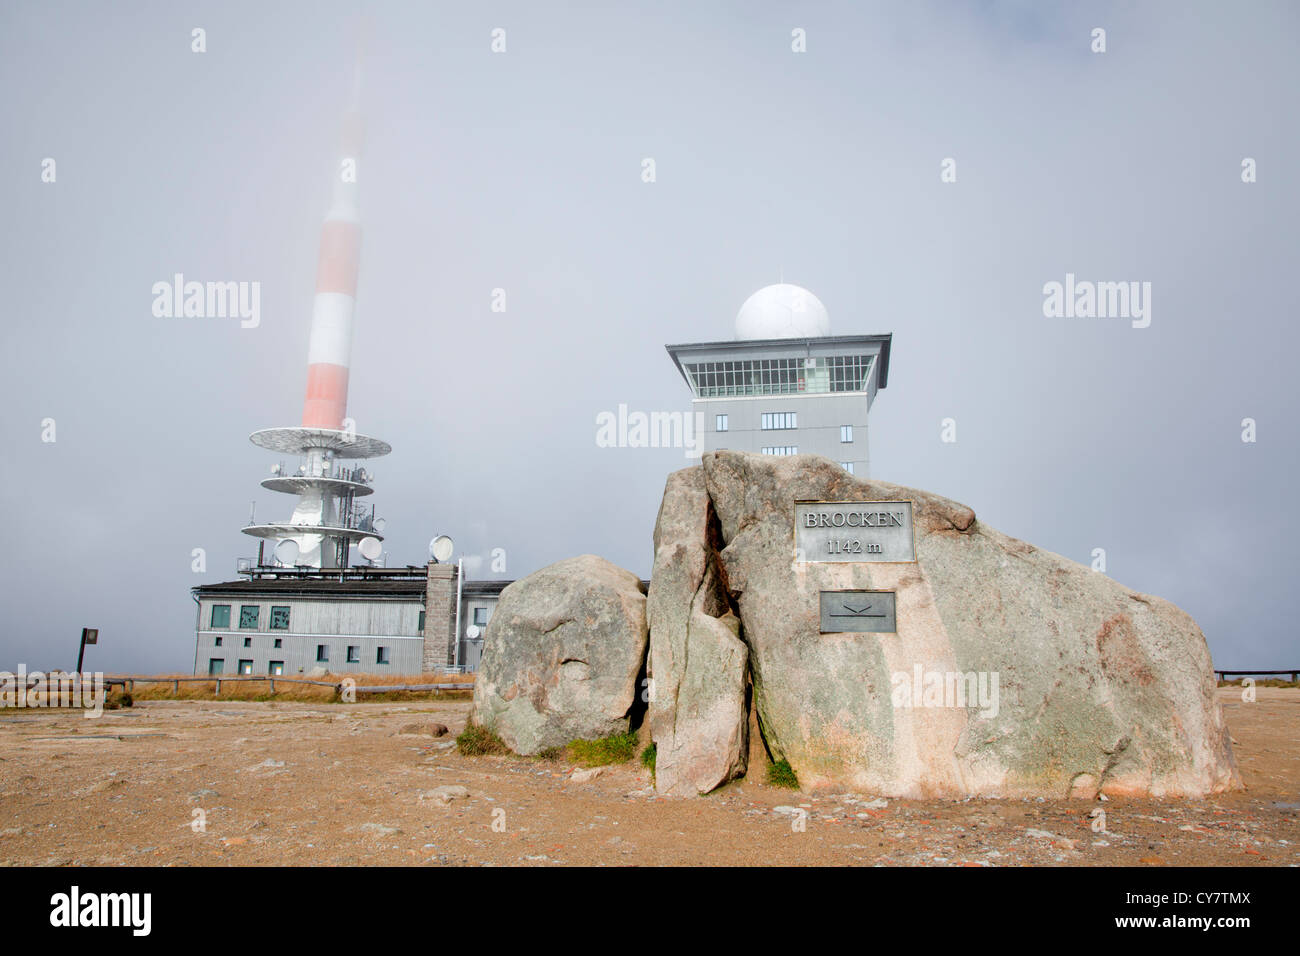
[373, 517, 387, 533]
[359, 536, 382, 561]
[273, 538, 300, 566]
[430, 534, 454, 563]
[466, 624, 481, 639]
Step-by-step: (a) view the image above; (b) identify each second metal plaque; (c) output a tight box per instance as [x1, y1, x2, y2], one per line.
[819, 590, 897, 634]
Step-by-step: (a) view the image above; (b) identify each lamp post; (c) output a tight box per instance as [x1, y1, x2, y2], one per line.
[76, 627, 98, 674]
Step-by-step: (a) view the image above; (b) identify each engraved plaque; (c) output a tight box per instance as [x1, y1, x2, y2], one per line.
[795, 500, 915, 563]
[819, 590, 897, 633]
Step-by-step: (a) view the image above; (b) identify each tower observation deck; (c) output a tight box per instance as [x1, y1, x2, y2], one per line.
[243, 427, 391, 569]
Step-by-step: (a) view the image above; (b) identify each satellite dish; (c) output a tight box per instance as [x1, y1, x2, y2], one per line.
[466, 624, 481, 639]
[273, 539, 300, 566]
[430, 534, 454, 563]
[359, 536, 382, 561]
[373, 517, 387, 533]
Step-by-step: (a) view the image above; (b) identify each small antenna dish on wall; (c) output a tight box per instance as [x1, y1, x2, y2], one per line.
[359, 536, 382, 561]
[429, 535, 454, 563]
[273, 539, 300, 566]
[466, 624, 481, 639]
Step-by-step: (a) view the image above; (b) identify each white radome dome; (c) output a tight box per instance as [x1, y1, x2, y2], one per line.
[735, 283, 830, 339]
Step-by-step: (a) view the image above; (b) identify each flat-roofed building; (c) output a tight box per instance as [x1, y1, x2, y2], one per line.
[192, 565, 506, 676]
[666, 284, 891, 476]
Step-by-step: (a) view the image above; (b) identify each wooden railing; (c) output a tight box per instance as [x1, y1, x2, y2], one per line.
[103, 675, 472, 696]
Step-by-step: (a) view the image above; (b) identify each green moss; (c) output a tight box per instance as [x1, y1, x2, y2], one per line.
[456, 723, 510, 756]
[766, 759, 799, 789]
[535, 745, 565, 762]
[640, 742, 656, 779]
[567, 731, 638, 767]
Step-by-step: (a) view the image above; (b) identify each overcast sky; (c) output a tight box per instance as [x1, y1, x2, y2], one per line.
[1, 1, 1296, 673]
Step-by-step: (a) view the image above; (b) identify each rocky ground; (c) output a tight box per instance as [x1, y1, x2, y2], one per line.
[0, 688, 1295, 866]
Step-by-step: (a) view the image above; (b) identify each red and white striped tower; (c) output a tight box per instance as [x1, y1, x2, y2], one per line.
[302, 66, 363, 430]
[243, 63, 391, 569]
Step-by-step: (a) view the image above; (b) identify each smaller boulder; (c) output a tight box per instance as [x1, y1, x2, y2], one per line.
[397, 722, 449, 737]
[421, 785, 470, 805]
[471, 555, 648, 755]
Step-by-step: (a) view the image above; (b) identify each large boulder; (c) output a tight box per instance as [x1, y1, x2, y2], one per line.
[657, 450, 1239, 798]
[647, 468, 749, 796]
[471, 555, 648, 755]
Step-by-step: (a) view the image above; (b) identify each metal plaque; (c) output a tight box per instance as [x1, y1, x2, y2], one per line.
[795, 500, 916, 563]
[819, 590, 897, 634]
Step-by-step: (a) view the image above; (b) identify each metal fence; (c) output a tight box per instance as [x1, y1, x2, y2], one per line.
[1215, 669, 1299, 682]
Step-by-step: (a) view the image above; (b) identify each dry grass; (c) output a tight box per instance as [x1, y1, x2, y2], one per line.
[119, 671, 473, 703]
[456, 723, 510, 756]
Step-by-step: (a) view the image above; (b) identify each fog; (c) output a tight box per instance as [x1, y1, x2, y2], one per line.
[1, 0, 1295, 672]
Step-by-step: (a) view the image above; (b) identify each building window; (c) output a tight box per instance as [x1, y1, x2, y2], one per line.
[316, 645, 328, 663]
[210, 605, 231, 628]
[238, 605, 259, 629]
[841, 425, 853, 443]
[715, 414, 728, 432]
[418, 610, 426, 633]
[761, 446, 798, 456]
[243, 637, 252, 648]
[208, 659, 224, 675]
[761, 412, 797, 430]
[214, 636, 223, 647]
[473, 606, 490, 627]
[238, 660, 253, 675]
[376, 646, 390, 665]
[347, 646, 360, 664]
[840, 461, 855, 475]
[269, 661, 284, 676]
[684, 355, 873, 398]
[273, 638, 282, 649]
[269, 606, 290, 630]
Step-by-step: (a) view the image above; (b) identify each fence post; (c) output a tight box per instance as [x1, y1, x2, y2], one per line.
[215, 679, 221, 696]
[269, 678, 275, 694]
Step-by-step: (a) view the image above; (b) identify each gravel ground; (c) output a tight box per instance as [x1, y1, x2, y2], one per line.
[0, 687, 1295, 866]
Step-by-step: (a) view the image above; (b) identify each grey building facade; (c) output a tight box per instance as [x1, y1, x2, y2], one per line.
[666, 333, 892, 476]
[192, 565, 505, 677]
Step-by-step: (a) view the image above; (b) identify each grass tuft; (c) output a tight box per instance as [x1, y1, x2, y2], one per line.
[641, 742, 656, 784]
[103, 690, 133, 710]
[456, 723, 510, 756]
[566, 731, 638, 767]
[766, 758, 799, 790]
